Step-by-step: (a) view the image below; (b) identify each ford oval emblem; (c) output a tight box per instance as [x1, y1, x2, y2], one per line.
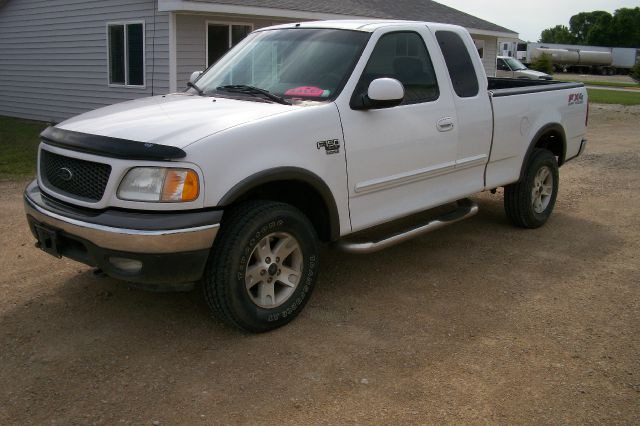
[58, 167, 74, 182]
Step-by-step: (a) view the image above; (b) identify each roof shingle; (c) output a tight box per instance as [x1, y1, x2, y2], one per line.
[192, 0, 517, 34]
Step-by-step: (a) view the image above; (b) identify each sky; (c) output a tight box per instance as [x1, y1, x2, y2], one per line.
[435, 0, 640, 41]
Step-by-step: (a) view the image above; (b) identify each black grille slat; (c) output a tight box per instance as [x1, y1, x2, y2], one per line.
[40, 150, 111, 202]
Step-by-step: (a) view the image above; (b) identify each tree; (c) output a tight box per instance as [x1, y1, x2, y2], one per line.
[539, 25, 574, 44]
[609, 7, 640, 47]
[585, 12, 614, 46]
[540, 8, 640, 47]
[569, 11, 611, 44]
[530, 53, 554, 74]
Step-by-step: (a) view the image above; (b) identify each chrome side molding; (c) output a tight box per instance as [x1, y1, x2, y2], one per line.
[335, 199, 479, 254]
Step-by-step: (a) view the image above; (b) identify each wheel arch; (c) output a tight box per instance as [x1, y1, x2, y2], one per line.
[519, 123, 567, 181]
[218, 167, 341, 242]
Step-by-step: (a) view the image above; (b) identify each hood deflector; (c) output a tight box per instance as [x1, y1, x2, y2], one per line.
[40, 127, 187, 161]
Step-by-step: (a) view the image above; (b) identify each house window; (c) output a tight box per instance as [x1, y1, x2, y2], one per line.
[473, 39, 485, 59]
[207, 23, 253, 67]
[107, 22, 145, 86]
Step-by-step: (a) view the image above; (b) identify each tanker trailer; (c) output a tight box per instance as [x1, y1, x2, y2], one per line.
[530, 47, 615, 75]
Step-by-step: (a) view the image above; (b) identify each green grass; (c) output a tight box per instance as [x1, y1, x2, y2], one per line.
[558, 78, 639, 88]
[582, 80, 639, 88]
[587, 88, 640, 105]
[0, 116, 48, 180]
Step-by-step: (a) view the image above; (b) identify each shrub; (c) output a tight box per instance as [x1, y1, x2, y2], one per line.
[631, 62, 640, 84]
[531, 53, 554, 75]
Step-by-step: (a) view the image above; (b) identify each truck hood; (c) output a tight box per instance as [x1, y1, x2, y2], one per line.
[57, 94, 294, 149]
[517, 69, 552, 80]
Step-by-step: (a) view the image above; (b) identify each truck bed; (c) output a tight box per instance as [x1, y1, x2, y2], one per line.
[488, 77, 584, 97]
[485, 77, 588, 191]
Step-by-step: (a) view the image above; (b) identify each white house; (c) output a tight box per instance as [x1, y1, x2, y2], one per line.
[0, 0, 518, 122]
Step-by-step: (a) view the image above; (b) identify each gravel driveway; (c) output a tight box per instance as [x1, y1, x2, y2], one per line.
[1, 105, 638, 425]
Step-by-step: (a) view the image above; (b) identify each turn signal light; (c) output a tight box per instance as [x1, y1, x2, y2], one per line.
[162, 169, 199, 202]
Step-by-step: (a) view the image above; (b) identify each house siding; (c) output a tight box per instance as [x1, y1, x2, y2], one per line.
[0, 0, 169, 123]
[471, 34, 498, 77]
[175, 13, 292, 89]
[0, 1, 502, 123]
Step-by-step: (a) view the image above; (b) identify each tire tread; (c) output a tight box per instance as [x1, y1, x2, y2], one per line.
[504, 149, 558, 229]
[203, 200, 291, 331]
[202, 200, 316, 332]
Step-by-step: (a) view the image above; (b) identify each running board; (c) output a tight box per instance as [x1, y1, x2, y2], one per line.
[335, 199, 479, 254]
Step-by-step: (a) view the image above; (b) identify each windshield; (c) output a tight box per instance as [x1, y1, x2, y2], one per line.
[504, 57, 527, 71]
[194, 28, 371, 102]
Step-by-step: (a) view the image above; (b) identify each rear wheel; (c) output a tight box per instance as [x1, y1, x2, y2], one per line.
[202, 200, 320, 332]
[504, 148, 559, 229]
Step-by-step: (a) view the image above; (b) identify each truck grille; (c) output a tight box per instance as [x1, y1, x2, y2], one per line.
[40, 150, 111, 202]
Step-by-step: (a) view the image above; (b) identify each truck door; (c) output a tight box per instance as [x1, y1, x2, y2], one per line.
[336, 28, 460, 232]
[434, 30, 493, 196]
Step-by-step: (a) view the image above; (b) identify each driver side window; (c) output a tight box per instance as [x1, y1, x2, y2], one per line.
[497, 59, 510, 71]
[351, 32, 440, 106]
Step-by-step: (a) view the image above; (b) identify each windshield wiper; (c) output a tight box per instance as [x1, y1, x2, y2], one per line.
[187, 81, 205, 96]
[216, 85, 291, 105]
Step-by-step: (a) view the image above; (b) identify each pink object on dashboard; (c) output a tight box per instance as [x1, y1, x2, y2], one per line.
[284, 86, 325, 97]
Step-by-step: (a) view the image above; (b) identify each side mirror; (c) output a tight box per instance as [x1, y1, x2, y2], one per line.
[189, 71, 203, 84]
[352, 78, 405, 110]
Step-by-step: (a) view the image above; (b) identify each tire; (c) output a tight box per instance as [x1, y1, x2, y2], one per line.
[504, 148, 559, 229]
[202, 200, 320, 332]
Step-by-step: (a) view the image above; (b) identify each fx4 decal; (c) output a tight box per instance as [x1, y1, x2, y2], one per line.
[568, 93, 585, 106]
[317, 139, 340, 155]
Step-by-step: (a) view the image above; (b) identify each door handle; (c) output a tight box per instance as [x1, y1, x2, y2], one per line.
[437, 117, 455, 132]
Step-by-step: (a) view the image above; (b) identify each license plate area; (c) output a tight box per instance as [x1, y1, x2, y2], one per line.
[33, 223, 61, 258]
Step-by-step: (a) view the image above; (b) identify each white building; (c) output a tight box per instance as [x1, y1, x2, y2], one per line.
[0, 0, 518, 122]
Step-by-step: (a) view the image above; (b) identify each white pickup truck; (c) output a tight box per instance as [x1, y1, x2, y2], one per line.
[24, 20, 588, 332]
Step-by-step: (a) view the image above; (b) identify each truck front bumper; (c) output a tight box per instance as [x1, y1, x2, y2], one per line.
[24, 181, 221, 286]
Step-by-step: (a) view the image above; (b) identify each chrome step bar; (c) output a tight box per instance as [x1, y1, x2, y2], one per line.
[335, 199, 479, 254]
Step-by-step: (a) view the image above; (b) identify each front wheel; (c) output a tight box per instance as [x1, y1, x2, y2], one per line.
[202, 200, 320, 332]
[504, 148, 559, 229]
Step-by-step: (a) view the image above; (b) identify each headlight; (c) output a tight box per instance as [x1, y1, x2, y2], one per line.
[118, 167, 199, 202]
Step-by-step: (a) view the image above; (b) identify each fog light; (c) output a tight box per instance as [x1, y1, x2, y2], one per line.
[109, 257, 143, 273]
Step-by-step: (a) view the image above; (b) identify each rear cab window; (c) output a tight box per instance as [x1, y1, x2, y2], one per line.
[435, 31, 479, 98]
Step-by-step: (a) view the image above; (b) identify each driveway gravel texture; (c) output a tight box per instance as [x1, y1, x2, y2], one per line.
[0, 105, 638, 425]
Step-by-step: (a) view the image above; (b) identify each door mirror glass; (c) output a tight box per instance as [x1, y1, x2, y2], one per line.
[352, 77, 405, 110]
[190, 71, 203, 84]
[366, 78, 405, 108]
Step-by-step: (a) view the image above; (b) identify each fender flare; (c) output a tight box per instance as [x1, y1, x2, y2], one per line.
[519, 123, 567, 181]
[219, 167, 341, 241]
